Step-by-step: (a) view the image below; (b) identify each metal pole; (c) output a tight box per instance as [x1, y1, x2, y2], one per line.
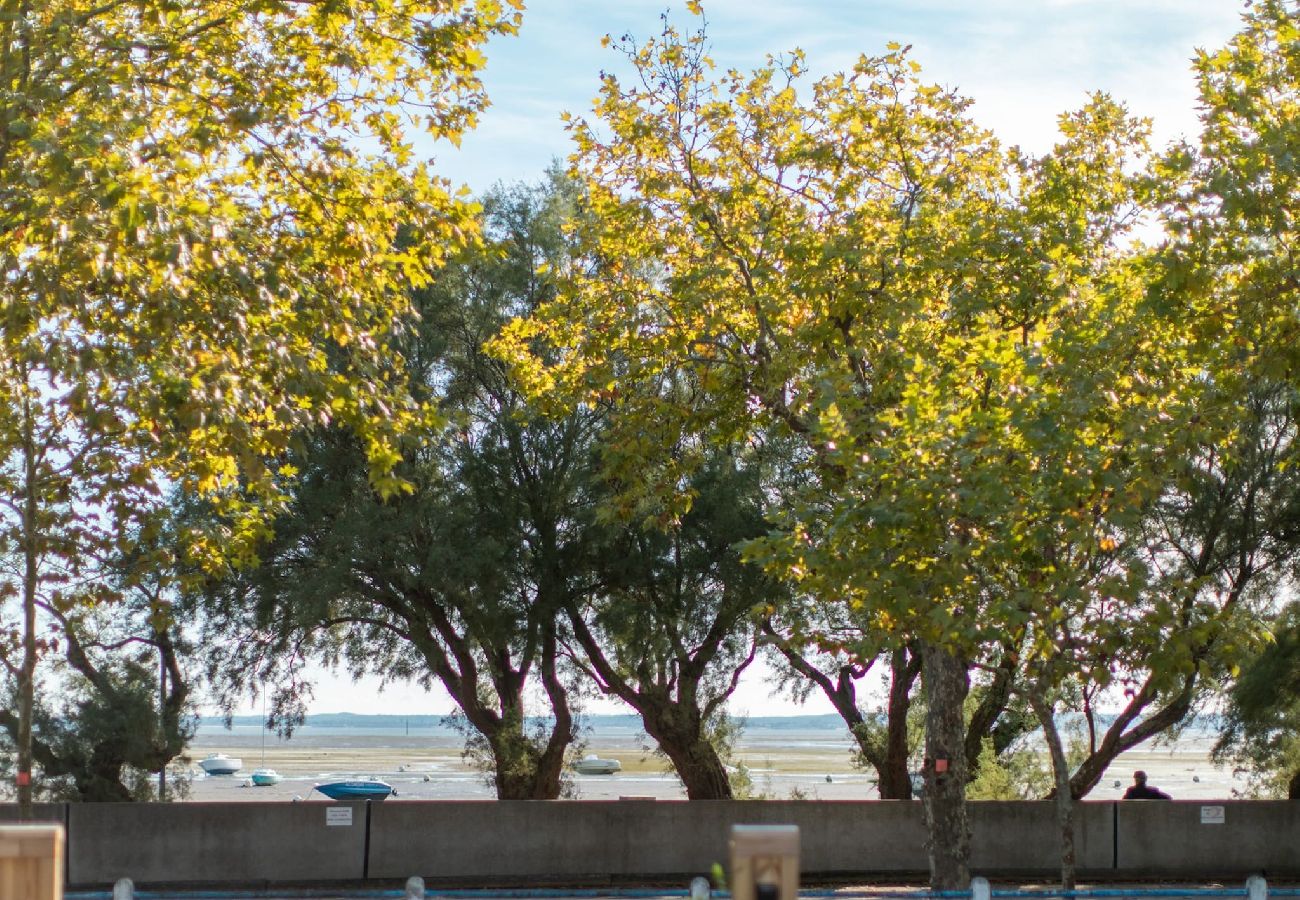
[158, 646, 167, 802]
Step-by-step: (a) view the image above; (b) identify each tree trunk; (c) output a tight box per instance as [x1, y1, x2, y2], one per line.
[493, 742, 561, 800]
[660, 737, 733, 800]
[481, 689, 570, 800]
[880, 647, 920, 799]
[921, 642, 970, 890]
[18, 391, 37, 819]
[158, 649, 167, 802]
[83, 742, 135, 803]
[642, 702, 733, 800]
[856, 646, 921, 800]
[765, 620, 919, 800]
[567, 604, 735, 799]
[528, 623, 576, 799]
[1066, 672, 1195, 798]
[1029, 691, 1076, 889]
[440, 675, 566, 800]
[964, 649, 1022, 778]
[411, 605, 573, 800]
[486, 707, 566, 800]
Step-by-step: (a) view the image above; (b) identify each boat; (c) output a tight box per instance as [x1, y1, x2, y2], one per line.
[572, 754, 621, 775]
[199, 753, 243, 776]
[248, 691, 281, 786]
[251, 768, 283, 786]
[313, 780, 395, 800]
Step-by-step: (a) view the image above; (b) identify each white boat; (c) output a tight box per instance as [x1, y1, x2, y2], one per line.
[199, 753, 243, 776]
[572, 754, 621, 775]
[247, 689, 277, 786]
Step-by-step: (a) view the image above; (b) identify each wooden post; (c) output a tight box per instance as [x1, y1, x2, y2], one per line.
[730, 825, 799, 900]
[0, 823, 64, 900]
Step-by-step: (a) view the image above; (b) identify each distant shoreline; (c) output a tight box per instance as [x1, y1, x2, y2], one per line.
[202, 710, 1226, 734]
[200, 711, 855, 733]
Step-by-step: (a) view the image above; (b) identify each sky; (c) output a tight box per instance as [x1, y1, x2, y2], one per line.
[434, 0, 1245, 193]
[231, 0, 1247, 719]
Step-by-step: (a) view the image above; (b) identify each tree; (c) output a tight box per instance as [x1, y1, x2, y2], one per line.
[1043, 381, 1300, 803]
[196, 177, 599, 799]
[0, 632, 193, 802]
[566, 451, 778, 800]
[966, 10, 1300, 881]
[198, 421, 588, 799]
[763, 622, 921, 799]
[489, 12, 1201, 887]
[1215, 603, 1300, 798]
[0, 534, 194, 802]
[1167, 0, 1299, 394]
[763, 591, 1035, 800]
[1151, 0, 1300, 805]
[0, 0, 520, 815]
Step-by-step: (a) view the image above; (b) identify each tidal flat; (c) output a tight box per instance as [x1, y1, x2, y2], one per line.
[180, 719, 1247, 803]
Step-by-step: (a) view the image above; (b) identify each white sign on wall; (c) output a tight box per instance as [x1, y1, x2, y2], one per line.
[326, 806, 354, 827]
[1200, 805, 1226, 825]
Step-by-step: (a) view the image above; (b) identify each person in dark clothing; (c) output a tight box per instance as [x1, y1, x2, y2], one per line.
[1123, 770, 1171, 799]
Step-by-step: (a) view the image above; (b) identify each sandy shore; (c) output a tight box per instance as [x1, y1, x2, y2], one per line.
[178, 729, 1246, 803]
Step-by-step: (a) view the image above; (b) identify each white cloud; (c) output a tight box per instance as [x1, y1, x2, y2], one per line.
[427, 0, 1243, 191]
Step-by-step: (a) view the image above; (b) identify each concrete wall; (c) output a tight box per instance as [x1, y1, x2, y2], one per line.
[368, 800, 931, 882]
[970, 802, 1113, 875]
[0, 799, 1290, 888]
[0, 804, 64, 825]
[1117, 801, 1300, 876]
[67, 801, 368, 887]
[343, 800, 1117, 883]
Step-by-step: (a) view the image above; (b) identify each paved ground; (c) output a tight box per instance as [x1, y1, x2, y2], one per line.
[65, 883, 1299, 900]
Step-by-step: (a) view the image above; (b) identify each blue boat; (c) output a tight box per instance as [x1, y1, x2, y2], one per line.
[251, 768, 283, 786]
[313, 780, 395, 800]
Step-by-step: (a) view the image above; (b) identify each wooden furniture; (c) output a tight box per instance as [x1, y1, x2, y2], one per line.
[730, 824, 799, 900]
[0, 823, 64, 900]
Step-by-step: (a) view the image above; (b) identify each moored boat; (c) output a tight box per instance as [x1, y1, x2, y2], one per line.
[314, 780, 395, 800]
[572, 754, 621, 775]
[199, 753, 243, 775]
[251, 768, 283, 786]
